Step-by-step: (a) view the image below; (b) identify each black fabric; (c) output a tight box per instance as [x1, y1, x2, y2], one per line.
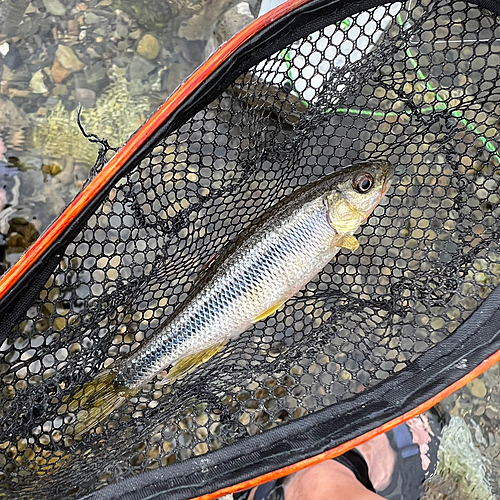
[334, 450, 375, 492]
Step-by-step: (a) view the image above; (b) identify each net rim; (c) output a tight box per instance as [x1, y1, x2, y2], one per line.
[2, 0, 500, 497]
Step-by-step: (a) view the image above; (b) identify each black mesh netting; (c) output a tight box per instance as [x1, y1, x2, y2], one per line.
[1, 0, 500, 498]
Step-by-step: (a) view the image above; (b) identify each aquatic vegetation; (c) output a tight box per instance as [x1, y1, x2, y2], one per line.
[31, 70, 150, 166]
[434, 416, 493, 500]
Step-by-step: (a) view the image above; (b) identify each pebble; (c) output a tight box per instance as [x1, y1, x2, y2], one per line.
[129, 29, 142, 40]
[75, 87, 96, 108]
[128, 55, 156, 80]
[3, 45, 23, 70]
[137, 34, 160, 60]
[51, 45, 84, 84]
[77, 3, 88, 11]
[29, 70, 49, 94]
[67, 20, 79, 37]
[52, 84, 69, 96]
[42, 0, 66, 16]
[0, 42, 9, 57]
[468, 378, 487, 399]
[115, 22, 129, 39]
[84, 12, 102, 25]
[55, 45, 84, 72]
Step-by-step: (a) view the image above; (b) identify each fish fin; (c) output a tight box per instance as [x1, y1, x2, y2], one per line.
[337, 234, 359, 251]
[62, 369, 136, 437]
[253, 300, 287, 323]
[167, 341, 228, 381]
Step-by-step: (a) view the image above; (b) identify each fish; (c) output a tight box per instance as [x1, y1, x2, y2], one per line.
[66, 160, 394, 436]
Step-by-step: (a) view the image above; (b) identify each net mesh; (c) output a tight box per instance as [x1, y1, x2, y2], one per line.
[1, 0, 500, 498]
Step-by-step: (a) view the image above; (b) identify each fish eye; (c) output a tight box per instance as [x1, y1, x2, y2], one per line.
[353, 173, 374, 193]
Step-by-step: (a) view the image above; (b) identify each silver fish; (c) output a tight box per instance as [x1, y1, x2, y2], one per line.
[68, 160, 393, 435]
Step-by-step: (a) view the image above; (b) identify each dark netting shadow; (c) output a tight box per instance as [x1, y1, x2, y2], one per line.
[1, 0, 500, 498]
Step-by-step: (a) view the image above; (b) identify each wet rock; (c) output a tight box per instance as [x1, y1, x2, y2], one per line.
[52, 84, 68, 97]
[75, 87, 96, 108]
[56, 45, 84, 72]
[42, 163, 63, 176]
[29, 70, 49, 94]
[468, 378, 487, 399]
[115, 22, 129, 39]
[0, 0, 30, 38]
[51, 61, 70, 83]
[42, 0, 66, 16]
[0, 188, 7, 212]
[117, 40, 129, 51]
[0, 97, 29, 132]
[137, 34, 160, 60]
[84, 63, 109, 92]
[51, 45, 84, 83]
[0, 136, 6, 162]
[2, 45, 23, 71]
[129, 29, 142, 40]
[128, 55, 156, 80]
[84, 12, 102, 25]
[205, 2, 254, 58]
[67, 19, 79, 37]
[5, 217, 40, 254]
[8, 65, 31, 89]
[0, 43, 9, 58]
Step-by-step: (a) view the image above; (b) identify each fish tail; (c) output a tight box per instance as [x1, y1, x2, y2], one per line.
[64, 369, 136, 437]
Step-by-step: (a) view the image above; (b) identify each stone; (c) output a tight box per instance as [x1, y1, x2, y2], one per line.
[77, 2, 88, 11]
[1, 65, 13, 83]
[51, 60, 71, 83]
[84, 12, 102, 25]
[115, 22, 129, 39]
[75, 87, 96, 108]
[51, 45, 83, 82]
[129, 29, 142, 40]
[67, 19, 79, 37]
[55, 45, 84, 72]
[8, 89, 30, 98]
[128, 55, 156, 80]
[42, 0, 66, 16]
[468, 378, 487, 399]
[137, 34, 160, 60]
[29, 70, 48, 94]
[3, 45, 23, 70]
[205, 2, 255, 58]
[0, 42, 9, 57]
[52, 84, 69, 96]
[84, 62, 108, 89]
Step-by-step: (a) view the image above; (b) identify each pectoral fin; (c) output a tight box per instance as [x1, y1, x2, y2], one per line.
[337, 234, 359, 251]
[167, 340, 228, 381]
[253, 300, 287, 323]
